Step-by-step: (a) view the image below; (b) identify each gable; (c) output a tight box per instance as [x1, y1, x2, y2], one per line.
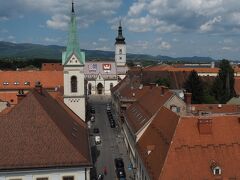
[65, 54, 82, 66]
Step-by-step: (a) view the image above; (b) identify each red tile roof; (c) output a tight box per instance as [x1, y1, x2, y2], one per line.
[125, 86, 173, 134]
[41, 63, 63, 71]
[137, 112, 240, 179]
[0, 92, 18, 104]
[136, 107, 179, 180]
[0, 71, 63, 90]
[161, 115, 240, 179]
[0, 89, 91, 170]
[191, 104, 240, 114]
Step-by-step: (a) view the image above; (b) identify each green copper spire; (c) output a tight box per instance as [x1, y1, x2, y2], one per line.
[62, 0, 85, 65]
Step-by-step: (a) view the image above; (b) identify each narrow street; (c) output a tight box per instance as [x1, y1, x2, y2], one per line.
[88, 96, 133, 180]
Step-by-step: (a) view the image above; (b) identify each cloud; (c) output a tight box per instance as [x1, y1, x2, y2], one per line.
[124, 0, 240, 34]
[0, 17, 9, 21]
[158, 41, 171, 50]
[98, 38, 108, 42]
[128, 2, 146, 16]
[0, 0, 122, 30]
[126, 14, 161, 32]
[44, 37, 59, 43]
[200, 16, 222, 32]
[46, 14, 69, 30]
[95, 46, 112, 51]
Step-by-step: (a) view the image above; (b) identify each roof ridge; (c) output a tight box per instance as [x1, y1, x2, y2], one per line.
[32, 90, 90, 164]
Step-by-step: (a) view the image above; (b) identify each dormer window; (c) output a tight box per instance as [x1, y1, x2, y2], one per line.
[213, 166, 221, 175]
[210, 161, 221, 175]
[24, 81, 30, 85]
[14, 82, 20, 85]
[3, 82, 9, 85]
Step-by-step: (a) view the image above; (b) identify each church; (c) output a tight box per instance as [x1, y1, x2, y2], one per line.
[62, 1, 128, 120]
[0, 1, 128, 122]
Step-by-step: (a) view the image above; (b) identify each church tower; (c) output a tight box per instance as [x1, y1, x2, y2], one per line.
[62, 1, 86, 121]
[115, 21, 126, 66]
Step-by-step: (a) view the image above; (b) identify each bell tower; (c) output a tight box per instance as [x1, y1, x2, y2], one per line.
[62, 0, 86, 121]
[115, 21, 126, 66]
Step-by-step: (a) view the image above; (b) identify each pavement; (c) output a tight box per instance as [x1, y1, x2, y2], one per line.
[88, 95, 134, 180]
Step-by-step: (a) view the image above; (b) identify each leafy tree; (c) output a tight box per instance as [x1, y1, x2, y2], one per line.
[212, 59, 235, 103]
[155, 77, 170, 87]
[184, 70, 204, 104]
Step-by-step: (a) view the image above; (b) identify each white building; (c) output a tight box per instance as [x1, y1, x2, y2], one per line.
[84, 22, 128, 95]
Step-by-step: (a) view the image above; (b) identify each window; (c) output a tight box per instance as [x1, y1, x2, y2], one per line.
[119, 49, 122, 54]
[3, 82, 9, 85]
[63, 176, 74, 180]
[119, 57, 122, 60]
[110, 83, 113, 89]
[71, 76, 77, 93]
[213, 167, 221, 175]
[24, 81, 30, 85]
[36, 178, 48, 180]
[14, 82, 20, 85]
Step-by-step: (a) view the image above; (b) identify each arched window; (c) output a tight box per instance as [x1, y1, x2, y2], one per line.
[110, 83, 113, 89]
[71, 76, 77, 93]
[119, 49, 122, 54]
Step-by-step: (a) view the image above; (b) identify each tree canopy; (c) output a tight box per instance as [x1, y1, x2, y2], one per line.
[212, 59, 235, 103]
[184, 70, 204, 104]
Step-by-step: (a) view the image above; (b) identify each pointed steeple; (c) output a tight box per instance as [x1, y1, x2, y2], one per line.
[62, 0, 85, 65]
[72, 0, 75, 13]
[115, 20, 125, 44]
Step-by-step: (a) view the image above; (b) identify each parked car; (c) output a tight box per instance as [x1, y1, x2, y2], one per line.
[114, 158, 124, 168]
[110, 122, 116, 128]
[106, 104, 111, 111]
[90, 115, 95, 122]
[114, 158, 126, 179]
[93, 128, 99, 134]
[97, 174, 104, 180]
[91, 107, 95, 114]
[95, 135, 101, 145]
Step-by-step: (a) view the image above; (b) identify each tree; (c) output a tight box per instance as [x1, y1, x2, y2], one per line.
[155, 77, 170, 87]
[212, 59, 235, 103]
[184, 70, 204, 104]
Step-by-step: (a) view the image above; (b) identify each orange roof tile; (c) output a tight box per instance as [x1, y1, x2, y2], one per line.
[136, 107, 180, 180]
[125, 86, 173, 134]
[161, 115, 240, 179]
[191, 104, 240, 114]
[0, 71, 63, 90]
[137, 112, 240, 180]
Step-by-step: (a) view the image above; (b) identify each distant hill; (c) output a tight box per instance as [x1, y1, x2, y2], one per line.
[0, 41, 215, 62]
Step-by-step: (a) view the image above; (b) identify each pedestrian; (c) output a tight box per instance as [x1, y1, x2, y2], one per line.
[103, 166, 107, 175]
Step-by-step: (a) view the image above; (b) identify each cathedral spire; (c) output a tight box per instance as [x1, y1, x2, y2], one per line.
[115, 20, 125, 45]
[72, 0, 75, 13]
[62, 0, 85, 65]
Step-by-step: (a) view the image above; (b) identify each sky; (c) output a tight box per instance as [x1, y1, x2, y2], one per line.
[0, 0, 240, 60]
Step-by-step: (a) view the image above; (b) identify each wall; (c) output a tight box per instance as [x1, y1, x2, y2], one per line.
[64, 98, 85, 121]
[164, 95, 187, 116]
[0, 167, 90, 180]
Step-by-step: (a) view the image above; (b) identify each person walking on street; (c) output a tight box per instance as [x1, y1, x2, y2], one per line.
[103, 166, 107, 175]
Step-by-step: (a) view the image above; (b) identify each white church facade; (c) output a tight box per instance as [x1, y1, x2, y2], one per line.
[62, 1, 128, 121]
[84, 22, 128, 96]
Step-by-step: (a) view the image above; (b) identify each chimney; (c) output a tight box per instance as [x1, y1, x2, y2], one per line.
[198, 118, 212, 135]
[162, 86, 168, 95]
[35, 81, 43, 94]
[184, 93, 192, 105]
[17, 89, 26, 102]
